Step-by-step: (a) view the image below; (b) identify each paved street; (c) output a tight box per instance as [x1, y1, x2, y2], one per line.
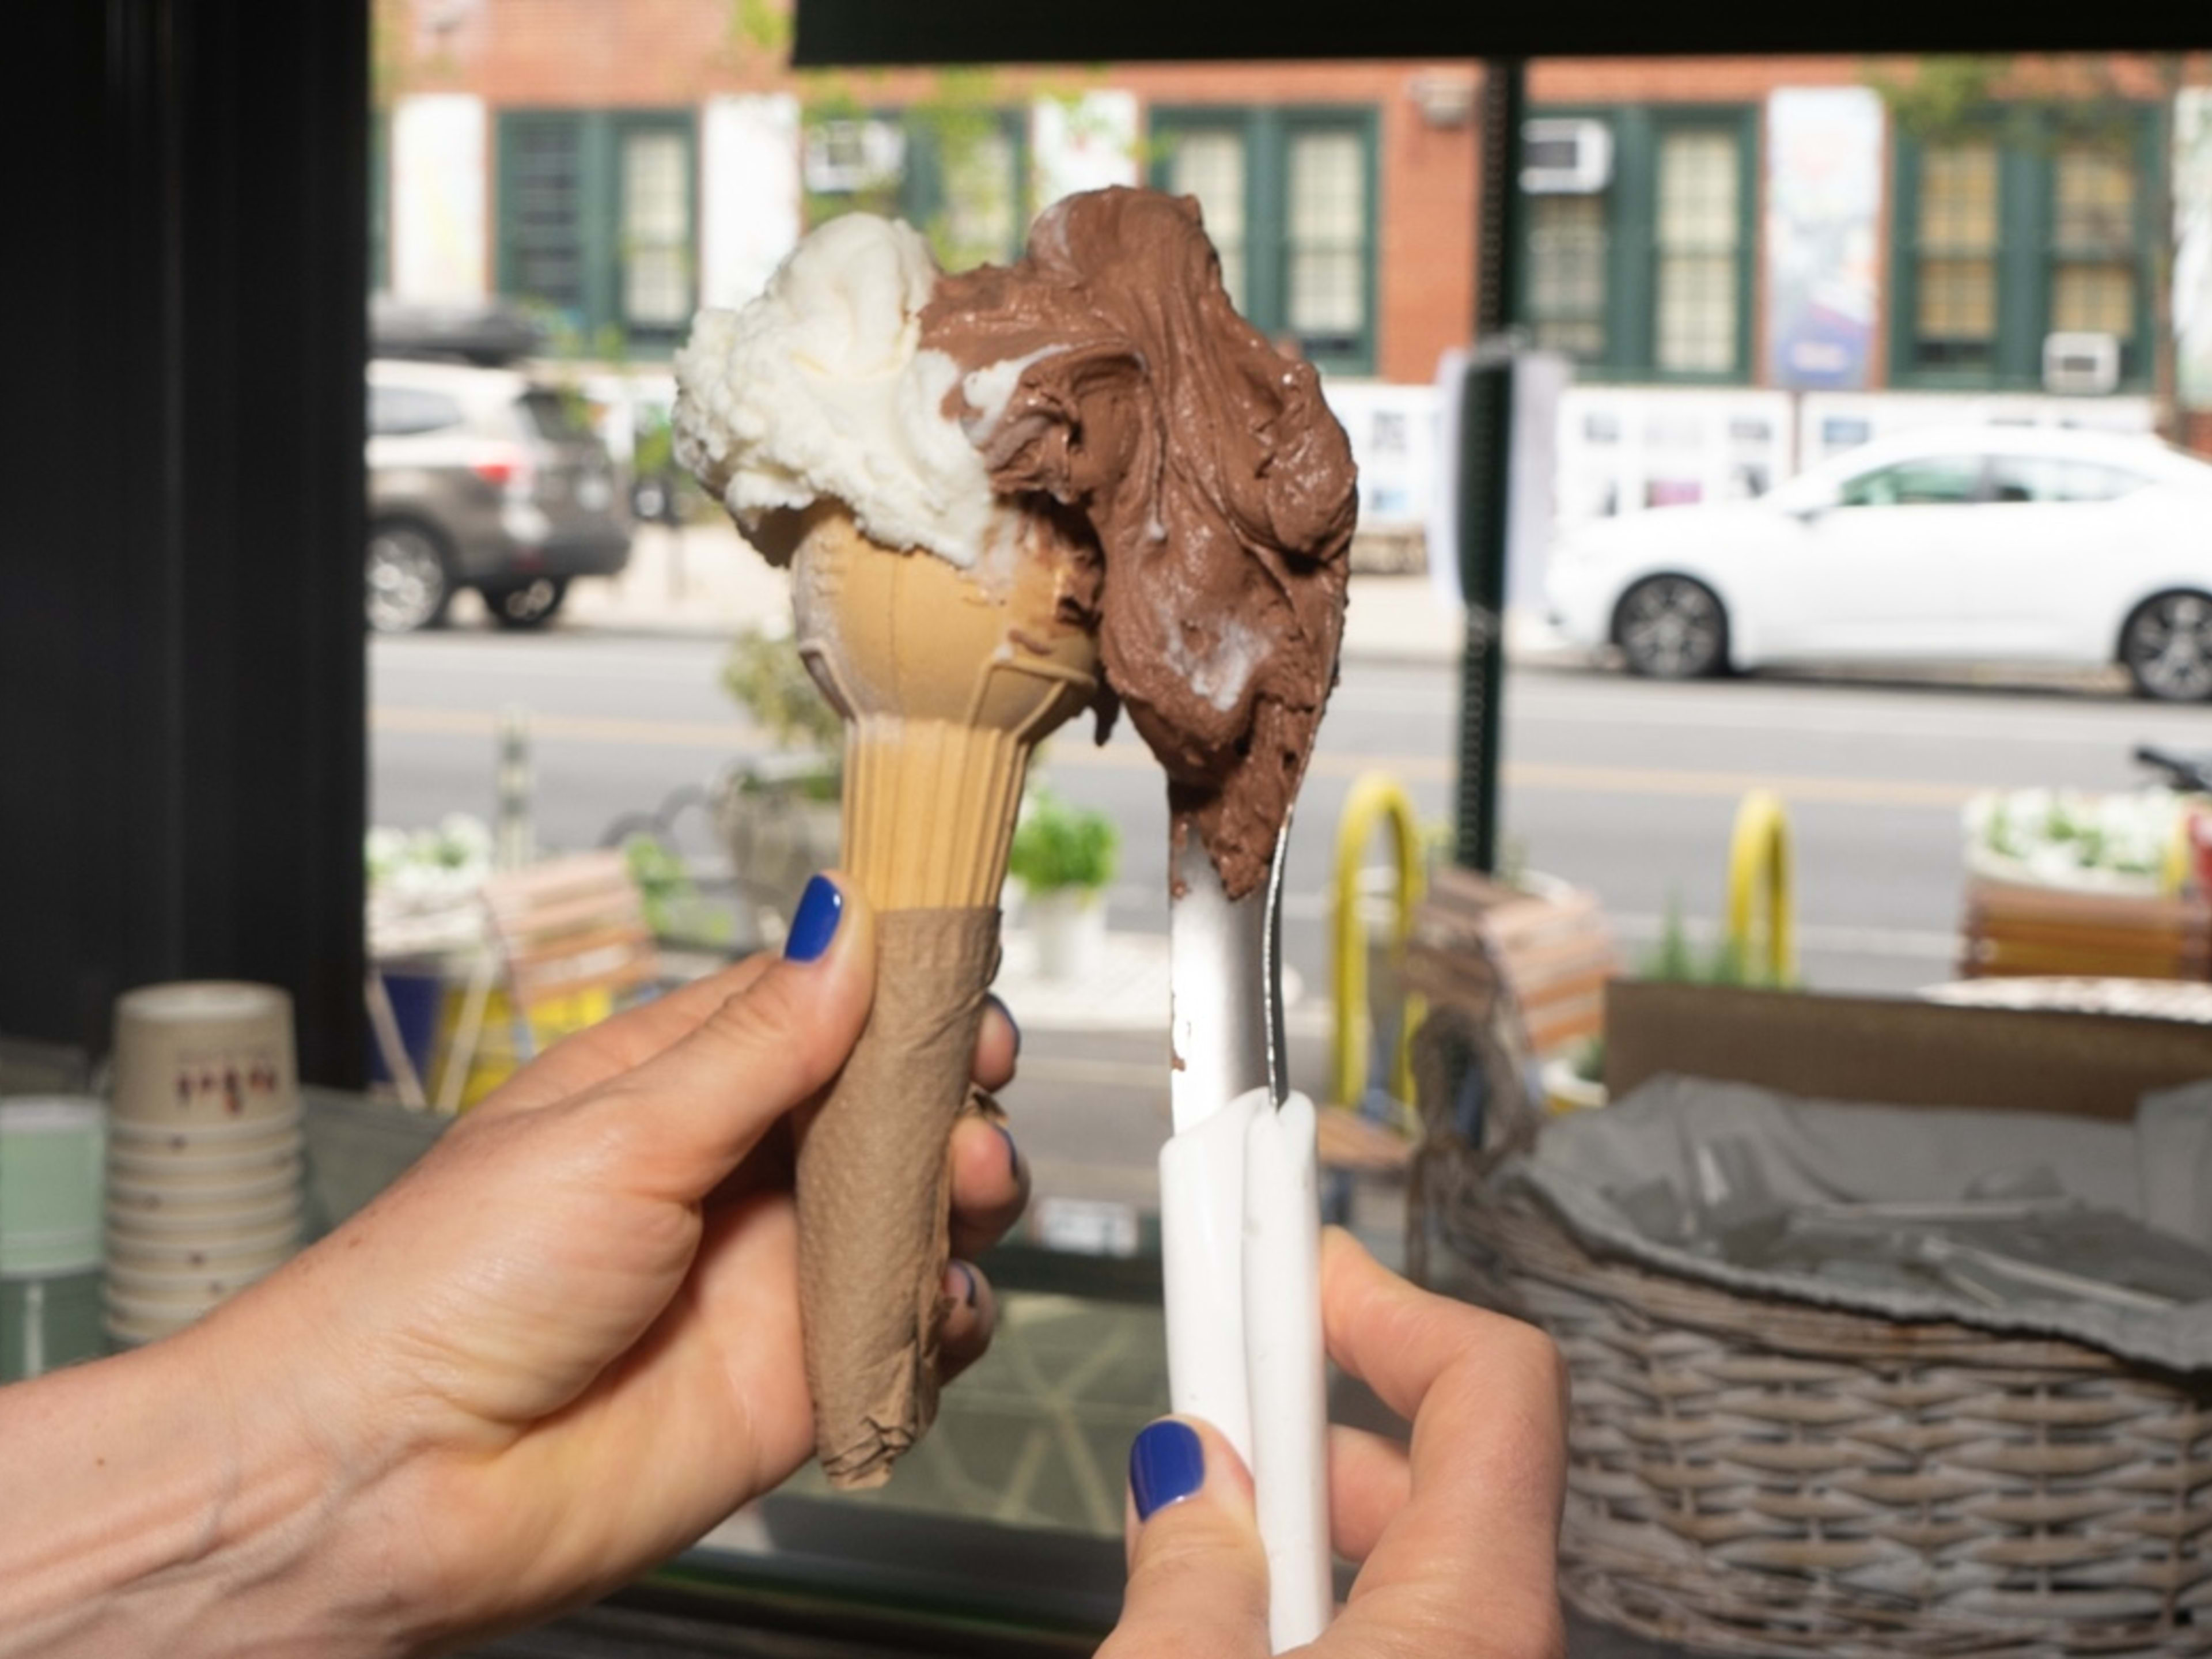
[371, 594, 2206, 1234]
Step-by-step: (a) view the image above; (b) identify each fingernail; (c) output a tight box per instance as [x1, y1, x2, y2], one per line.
[946, 1260, 979, 1308]
[986, 993, 1022, 1060]
[1129, 1419, 1205, 1521]
[993, 1122, 1022, 1180]
[784, 876, 843, 963]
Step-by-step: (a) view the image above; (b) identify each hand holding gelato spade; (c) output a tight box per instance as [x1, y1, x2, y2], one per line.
[673, 187, 1356, 1489]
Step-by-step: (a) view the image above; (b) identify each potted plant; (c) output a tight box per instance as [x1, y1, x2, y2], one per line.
[715, 626, 846, 937]
[1007, 787, 1119, 982]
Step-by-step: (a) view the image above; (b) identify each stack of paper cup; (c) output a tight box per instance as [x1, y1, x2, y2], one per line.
[103, 983, 304, 1347]
[0, 1096, 108, 1379]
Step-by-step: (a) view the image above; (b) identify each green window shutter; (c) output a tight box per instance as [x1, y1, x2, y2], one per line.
[497, 111, 590, 332]
[1996, 133, 2047, 389]
[1608, 108, 1658, 376]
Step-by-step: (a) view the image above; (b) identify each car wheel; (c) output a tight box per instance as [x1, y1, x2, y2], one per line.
[365, 522, 452, 634]
[486, 577, 569, 629]
[1613, 575, 1730, 679]
[2121, 590, 2212, 703]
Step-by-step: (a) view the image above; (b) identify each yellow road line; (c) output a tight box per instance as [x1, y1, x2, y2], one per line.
[373, 706, 1979, 809]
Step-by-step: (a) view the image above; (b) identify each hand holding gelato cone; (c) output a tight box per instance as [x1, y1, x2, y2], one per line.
[675, 187, 1356, 1487]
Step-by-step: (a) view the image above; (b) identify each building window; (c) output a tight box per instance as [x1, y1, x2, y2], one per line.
[1152, 107, 1379, 375]
[2051, 139, 2138, 340]
[1891, 109, 2156, 390]
[495, 111, 696, 353]
[1526, 195, 1608, 359]
[1911, 141, 2001, 373]
[1166, 128, 1248, 308]
[1654, 130, 1744, 373]
[1516, 107, 1757, 382]
[802, 109, 1029, 272]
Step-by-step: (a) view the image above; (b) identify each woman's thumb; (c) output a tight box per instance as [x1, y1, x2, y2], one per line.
[1099, 1418, 1271, 1659]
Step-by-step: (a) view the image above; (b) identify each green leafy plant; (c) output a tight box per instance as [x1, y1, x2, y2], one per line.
[1007, 789, 1119, 895]
[622, 832, 732, 946]
[1638, 892, 1798, 990]
[722, 628, 843, 752]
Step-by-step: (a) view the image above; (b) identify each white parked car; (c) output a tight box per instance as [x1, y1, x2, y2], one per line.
[1546, 425, 2212, 701]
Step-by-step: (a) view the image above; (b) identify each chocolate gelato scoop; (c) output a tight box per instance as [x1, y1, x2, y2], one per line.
[922, 187, 1358, 899]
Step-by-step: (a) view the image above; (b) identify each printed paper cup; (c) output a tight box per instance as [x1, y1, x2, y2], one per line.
[103, 1220, 299, 1271]
[105, 1259, 280, 1302]
[107, 1168, 298, 1217]
[108, 1112, 302, 1156]
[103, 1193, 299, 1238]
[110, 982, 297, 1130]
[107, 1152, 304, 1194]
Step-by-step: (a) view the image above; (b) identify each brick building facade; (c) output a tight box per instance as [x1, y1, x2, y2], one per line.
[374, 3, 2212, 515]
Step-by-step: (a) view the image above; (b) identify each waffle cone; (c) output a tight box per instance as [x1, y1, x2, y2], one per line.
[786, 503, 1099, 1487]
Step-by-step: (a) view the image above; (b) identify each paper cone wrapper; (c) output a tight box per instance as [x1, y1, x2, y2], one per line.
[788, 505, 1099, 1487]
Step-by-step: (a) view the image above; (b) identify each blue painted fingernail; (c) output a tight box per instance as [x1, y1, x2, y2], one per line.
[951, 1260, 979, 1308]
[784, 876, 843, 963]
[994, 1122, 1022, 1180]
[986, 993, 1022, 1060]
[1129, 1419, 1205, 1521]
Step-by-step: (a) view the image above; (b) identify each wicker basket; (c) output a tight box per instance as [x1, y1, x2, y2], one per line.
[1410, 1003, 2212, 1658]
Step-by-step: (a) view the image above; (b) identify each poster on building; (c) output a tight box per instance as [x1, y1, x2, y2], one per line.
[1764, 87, 1883, 391]
[2176, 89, 2212, 411]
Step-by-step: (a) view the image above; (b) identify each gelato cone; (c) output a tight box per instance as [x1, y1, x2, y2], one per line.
[674, 188, 1355, 1487]
[783, 502, 1097, 1486]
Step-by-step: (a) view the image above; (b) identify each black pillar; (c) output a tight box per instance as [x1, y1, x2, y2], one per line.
[1452, 59, 1525, 874]
[3, 1, 370, 1085]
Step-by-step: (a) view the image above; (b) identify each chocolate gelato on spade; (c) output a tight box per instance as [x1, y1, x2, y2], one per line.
[923, 187, 1358, 899]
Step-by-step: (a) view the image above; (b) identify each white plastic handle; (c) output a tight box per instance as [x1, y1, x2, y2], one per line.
[1159, 1087, 1263, 1460]
[1159, 1087, 1331, 1654]
[1245, 1091, 1331, 1650]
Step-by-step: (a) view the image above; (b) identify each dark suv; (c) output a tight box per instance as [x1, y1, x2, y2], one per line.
[367, 358, 632, 631]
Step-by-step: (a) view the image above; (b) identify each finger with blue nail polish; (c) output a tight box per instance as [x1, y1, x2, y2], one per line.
[783, 874, 844, 963]
[948, 1112, 1030, 1262]
[935, 1258, 997, 1384]
[1104, 1417, 1267, 1659]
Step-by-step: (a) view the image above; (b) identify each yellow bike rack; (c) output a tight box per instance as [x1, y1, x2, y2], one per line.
[1726, 789, 1797, 985]
[1332, 774, 1426, 1111]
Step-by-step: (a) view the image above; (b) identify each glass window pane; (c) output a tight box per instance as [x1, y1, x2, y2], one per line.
[1165, 129, 1247, 311]
[2055, 143, 2134, 251]
[1839, 456, 1983, 507]
[1528, 194, 1608, 360]
[1286, 129, 1366, 341]
[1990, 455, 2146, 503]
[1913, 142, 1998, 372]
[2051, 261, 2135, 336]
[622, 130, 691, 329]
[1654, 130, 1739, 373]
[508, 122, 585, 310]
[940, 127, 1020, 270]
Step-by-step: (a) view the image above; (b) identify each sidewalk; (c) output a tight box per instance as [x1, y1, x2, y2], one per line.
[565, 521, 1549, 663]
